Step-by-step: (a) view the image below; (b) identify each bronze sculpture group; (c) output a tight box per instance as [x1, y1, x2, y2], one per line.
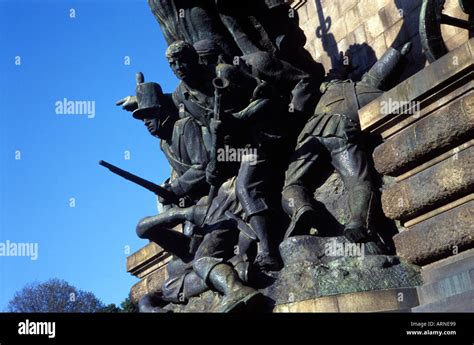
[106, 0, 418, 312]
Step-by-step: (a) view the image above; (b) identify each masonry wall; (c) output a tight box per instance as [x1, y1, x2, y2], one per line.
[293, 0, 470, 82]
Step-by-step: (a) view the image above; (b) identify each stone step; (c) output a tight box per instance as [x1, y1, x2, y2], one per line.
[273, 287, 419, 312]
[130, 266, 169, 305]
[421, 248, 474, 284]
[373, 91, 474, 177]
[393, 200, 474, 265]
[359, 38, 474, 132]
[126, 242, 172, 278]
[412, 290, 474, 312]
[379, 308, 414, 313]
[381, 146, 474, 221]
[417, 269, 474, 305]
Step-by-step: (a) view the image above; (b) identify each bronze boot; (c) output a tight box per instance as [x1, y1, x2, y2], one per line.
[208, 263, 263, 313]
[344, 182, 374, 243]
[281, 185, 317, 239]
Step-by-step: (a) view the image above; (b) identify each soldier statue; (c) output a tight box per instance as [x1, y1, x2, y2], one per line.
[135, 177, 263, 312]
[281, 42, 412, 243]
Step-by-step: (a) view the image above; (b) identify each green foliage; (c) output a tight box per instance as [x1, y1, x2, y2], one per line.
[100, 298, 137, 313]
[119, 297, 138, 313]
[101, 303, 121, 313]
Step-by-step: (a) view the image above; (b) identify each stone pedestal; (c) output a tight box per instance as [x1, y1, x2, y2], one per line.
[274, 288, 419, 312]
[127, 242, 172, 305]
[161, 236, 422, 313]
[412, 248, 474, 312]
[358, 38, 474, 311]
[268, 236, 421, 312]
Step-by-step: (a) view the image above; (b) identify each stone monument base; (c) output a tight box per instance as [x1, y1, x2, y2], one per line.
[163, 236, 422, 312]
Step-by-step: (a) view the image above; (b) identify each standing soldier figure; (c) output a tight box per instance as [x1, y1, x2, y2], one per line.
[282, 43, 412, 242]
[116, 72, 211, 207]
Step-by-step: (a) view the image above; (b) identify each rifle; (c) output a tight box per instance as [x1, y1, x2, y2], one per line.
[99, 160, 179, 205]
[207, 77, 230, 201]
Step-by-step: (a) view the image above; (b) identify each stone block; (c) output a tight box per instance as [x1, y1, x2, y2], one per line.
[378, 2, 404, 30]
[330, 17, 348, 43]
[296, 1, 309, 25]
[421, 248, 474, 283]
[336, 287, 419, 312]
[373, 91, 474, 176]
[376, 75, 473, 139]
[371, 33, 388, 59]
[129, 266, 169, 305]
[126, 241, 171, 278]
[382, 147, 474, 220]
[349, 24, 367, 46]
[357, 0, 383, 19]
[384, 19, 408, 49]
[316, 0, 340, 20]
[445, 31, 471, 52]
[274, 287, 419, 312]
[275, 295, 339, 312]
[374, 0, 393, 10]
[412, 290, 474, 312]
[300, 19, 318, 44]
[393, 201, 474, 265]
[417, 269, 474, 305]
[445, 0, 470, 18]
[359, 38, 474, 132]
[338, 0, 358, 16]
[441, 23, 464, 45]
[344, 5, 362, 34]
[365, 12, 386, 42]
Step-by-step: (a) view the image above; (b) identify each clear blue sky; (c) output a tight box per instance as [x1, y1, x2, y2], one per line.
[0, 0, 178, 310]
